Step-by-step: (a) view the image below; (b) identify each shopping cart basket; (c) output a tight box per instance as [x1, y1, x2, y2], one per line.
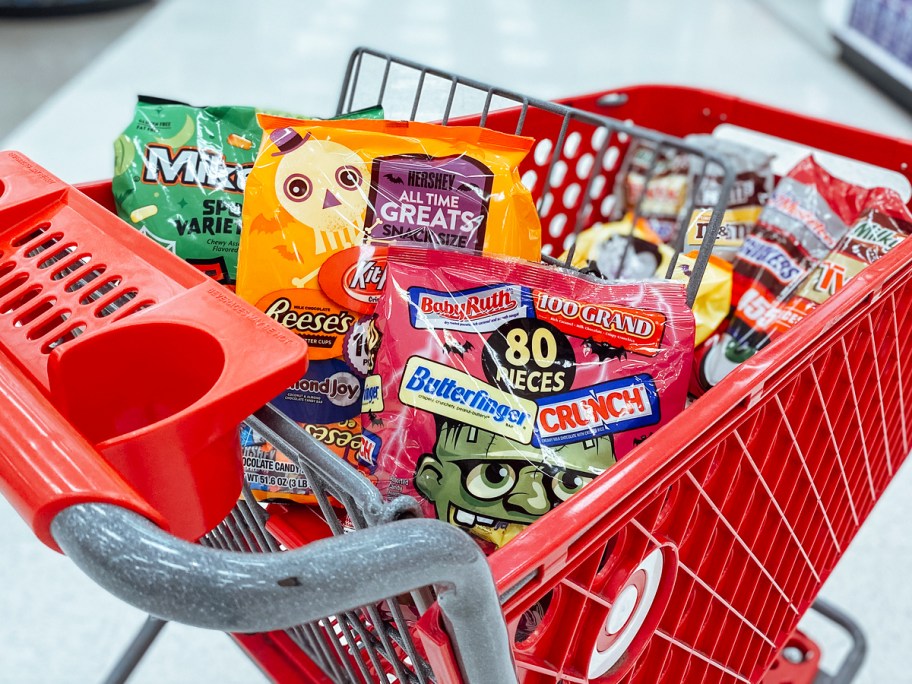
[1, 47, 908, 683]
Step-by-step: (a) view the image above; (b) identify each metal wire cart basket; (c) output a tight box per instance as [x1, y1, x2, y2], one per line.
[2, 47, 909, 683]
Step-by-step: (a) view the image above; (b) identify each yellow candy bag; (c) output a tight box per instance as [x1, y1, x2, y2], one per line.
[237, 116, 540, 503]
[562, 214, 732, 344]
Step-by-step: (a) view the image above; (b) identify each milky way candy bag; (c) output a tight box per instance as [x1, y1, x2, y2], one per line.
[365, 246, 695, 549]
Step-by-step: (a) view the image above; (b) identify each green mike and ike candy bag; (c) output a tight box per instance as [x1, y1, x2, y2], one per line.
[113, 96, 382, 287]
[113, 97, 258, 287]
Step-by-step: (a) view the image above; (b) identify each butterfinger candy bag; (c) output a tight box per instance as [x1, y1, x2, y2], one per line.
[695, 157, 902, 392]
[562, 215, 732, 345]
[367, 246, 695, 549]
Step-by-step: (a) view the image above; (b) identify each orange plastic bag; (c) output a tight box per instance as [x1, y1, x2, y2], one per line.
[238, 116, 540, 303]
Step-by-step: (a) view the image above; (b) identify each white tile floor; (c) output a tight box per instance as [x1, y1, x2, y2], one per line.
[2, 0, 912, 682]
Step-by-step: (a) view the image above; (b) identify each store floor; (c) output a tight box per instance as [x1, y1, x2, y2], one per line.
[1, 1, 911, 682]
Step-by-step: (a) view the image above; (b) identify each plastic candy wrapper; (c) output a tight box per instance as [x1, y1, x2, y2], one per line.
[113, 97, 382, 288]
[616, 141, 689, 243]
[681, 135, 774, 261]
[788, 205, 911, 311]
[561, 215, 732, 345]
[238, 116, 540, 297]
[241, 419, 363, 504]
[751, 203, 911, 342]
[113, 97, 259, 286]
[366, 246, 695, 550]
[237, 117, 540, 503]
[615, 136, 773, 253]
[695, 156, 911, 392]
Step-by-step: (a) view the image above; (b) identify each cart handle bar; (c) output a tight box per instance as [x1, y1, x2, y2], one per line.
[51, 502, 517, 684]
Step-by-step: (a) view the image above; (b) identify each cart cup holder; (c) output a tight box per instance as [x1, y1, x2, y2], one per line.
[50, 322, 225, 445]
[46, 321, 243, 540]
[0, 152, 309, 547]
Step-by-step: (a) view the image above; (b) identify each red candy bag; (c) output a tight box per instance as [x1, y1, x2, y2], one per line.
[695, 157, 910, 393]
[365, 246, 695, 549]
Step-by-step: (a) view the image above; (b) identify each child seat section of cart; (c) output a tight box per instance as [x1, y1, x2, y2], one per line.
[0, 151, 309, 548]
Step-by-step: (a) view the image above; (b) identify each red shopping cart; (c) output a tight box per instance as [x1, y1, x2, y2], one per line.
[0, 47, 907, 684]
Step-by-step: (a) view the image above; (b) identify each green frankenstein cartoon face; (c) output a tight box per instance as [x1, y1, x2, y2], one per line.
[414, 418, 616, 547]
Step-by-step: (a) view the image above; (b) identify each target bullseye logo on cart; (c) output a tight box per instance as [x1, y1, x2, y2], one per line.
[588, 546, 674, 680]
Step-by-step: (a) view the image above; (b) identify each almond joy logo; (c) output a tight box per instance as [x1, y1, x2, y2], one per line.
[272, 359, 363, 424]
[319, 245, 389, 315]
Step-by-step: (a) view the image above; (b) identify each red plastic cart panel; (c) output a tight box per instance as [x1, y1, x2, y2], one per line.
[0, 152, 309, 548]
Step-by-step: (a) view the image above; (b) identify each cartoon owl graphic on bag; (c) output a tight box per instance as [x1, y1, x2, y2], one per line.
[271, 127, 370, 257]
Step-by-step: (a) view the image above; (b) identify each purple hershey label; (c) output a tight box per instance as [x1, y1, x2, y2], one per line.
[365, 154, 493, 251]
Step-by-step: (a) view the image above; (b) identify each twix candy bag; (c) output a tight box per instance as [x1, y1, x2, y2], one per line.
[366, 246, 695, 550]
[237, 117, 541, 502]
[770, 202, 911, 336]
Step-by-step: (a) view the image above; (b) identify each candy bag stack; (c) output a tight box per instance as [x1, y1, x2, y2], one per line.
[236, 117, 541, 503]
[696, 157, 912, 392]
[113, 97, 382, 288]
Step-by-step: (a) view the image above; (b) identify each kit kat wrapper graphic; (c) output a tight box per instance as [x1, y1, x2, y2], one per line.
[366, 246, 695, 550]
[695, 157, 912, 394]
